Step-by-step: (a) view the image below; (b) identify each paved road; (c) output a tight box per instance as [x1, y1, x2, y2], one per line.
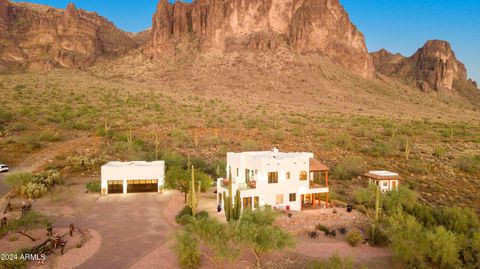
[56, 193, 172, 269]
[0, 173, 9, 197]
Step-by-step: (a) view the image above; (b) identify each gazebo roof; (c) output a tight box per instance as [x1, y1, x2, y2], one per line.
[309, 158, 329, 171]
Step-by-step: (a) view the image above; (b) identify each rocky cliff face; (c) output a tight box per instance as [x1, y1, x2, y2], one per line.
[0, 0, 137, 71]
[371, 40, 475, 91]
[147, 0, 374, 78]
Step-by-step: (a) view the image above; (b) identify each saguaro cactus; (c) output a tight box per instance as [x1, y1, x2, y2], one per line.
[405, 138, 411, 161]
[232, 189, 241, 220]
[187, 165, 198, 216]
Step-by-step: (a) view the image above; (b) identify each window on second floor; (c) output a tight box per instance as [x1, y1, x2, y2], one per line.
[286, 171, 290, 180]
[268, 172, 278, 183]
[299, 170, 308, 180]
[236, 168, 239, 177]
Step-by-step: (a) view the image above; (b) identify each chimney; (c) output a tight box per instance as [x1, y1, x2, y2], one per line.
[272, 147, 279, 159]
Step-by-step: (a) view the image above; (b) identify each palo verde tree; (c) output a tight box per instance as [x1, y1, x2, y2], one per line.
[174, 216, 239, 269]
[234, 207, 295, 268]
[165, 165, 190, 202]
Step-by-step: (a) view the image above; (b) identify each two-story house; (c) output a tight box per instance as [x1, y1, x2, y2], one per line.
[216, 148, 330, 211]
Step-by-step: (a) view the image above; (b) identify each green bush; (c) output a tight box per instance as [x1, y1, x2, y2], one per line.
[332, 157, 365, 180]
[174, 231, 200, 269]
[86, 181, 101, 193]
[195, 210, 209, 220]
[368, 226, 389, 247]
[176, 206, 193, 225]
[345, 229, 363, 247]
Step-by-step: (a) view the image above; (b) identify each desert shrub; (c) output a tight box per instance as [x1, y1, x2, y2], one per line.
[353, 186, 375, 208]
[408, 159, 428, 175]
[86, 181, 101, 193]
[345, 229, 363, 247]
[38, 132, 62, 142]
[434, 207, 479, 235]
[19, 182, 48, 198]
[332, 157, 365, 180]
[368, 226, 389, 247]
[11, 123, 27, 131]
[170, 128, 189, 145]
[333, 134, 353, 150]
[68, 154, 107, 171]
[17, 136, 42, 151]
[457, 155, 480, 173]
[195, 211, 209, 220]
[4, 172, 33, 187]
[0, 109, 13, 123]
[432, 146, 447, 159]
[315, 224, 330, 235]
[306, 255, 354, 269]
[176, 206, 193, 225]
[383, 187, 418, 213]
[363, 140, 395, 157]
[426, 226, 460, 268]
[174, 231, 200, 269]
[241, 139, 259, 151]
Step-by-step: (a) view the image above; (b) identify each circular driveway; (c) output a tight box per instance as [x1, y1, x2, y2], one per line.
[55, 193, 172, 269]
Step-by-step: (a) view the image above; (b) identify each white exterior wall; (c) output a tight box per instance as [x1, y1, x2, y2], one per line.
[217, 151, 329, 211]
[101, 161, 165, 194]
[369, 178, 399, 192]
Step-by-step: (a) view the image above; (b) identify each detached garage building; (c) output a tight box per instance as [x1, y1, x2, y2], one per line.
[101, 161, 165, 195]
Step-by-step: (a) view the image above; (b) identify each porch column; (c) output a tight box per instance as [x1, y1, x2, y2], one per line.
[312, 194, 315, 207]
[325, 171, 329, 208]
[123, 179, 128, 194]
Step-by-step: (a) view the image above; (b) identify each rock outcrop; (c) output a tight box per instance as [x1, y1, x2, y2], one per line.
[0, 0, 138, 71]
[147, 0, 374, 78]
[371, 40, 474, 91]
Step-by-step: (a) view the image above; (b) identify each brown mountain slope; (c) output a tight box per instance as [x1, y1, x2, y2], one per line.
[145, 0, 374, 78]
[371, 40, 478, 93]
[0, 1, 138, 71]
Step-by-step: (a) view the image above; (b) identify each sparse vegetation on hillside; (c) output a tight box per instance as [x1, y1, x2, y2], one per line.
[0, 68, 479, 211]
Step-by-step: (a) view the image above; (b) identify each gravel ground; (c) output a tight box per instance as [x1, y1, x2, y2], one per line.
[53, 229, 102, 269]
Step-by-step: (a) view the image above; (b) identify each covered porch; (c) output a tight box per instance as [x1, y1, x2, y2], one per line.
[302, 158, 330, 209]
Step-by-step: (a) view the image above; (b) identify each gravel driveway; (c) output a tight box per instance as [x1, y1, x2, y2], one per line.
[56, 193, 172, 269]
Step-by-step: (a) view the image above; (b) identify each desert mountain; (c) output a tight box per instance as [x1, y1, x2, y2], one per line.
[0, 0, 140, 71]
[145, 0, 374, 78]
[371, 40, 478, 92]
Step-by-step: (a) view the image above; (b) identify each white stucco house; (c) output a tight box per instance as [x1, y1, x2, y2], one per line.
[100, 161, 165, 195]
[216, 148, 330, 211]
[363, 171, 401, 192]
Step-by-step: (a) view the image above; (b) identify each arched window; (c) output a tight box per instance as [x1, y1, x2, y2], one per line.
[299, 170, 307, 180]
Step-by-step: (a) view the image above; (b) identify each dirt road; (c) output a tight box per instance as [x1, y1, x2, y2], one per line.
[0, 136, 101, 197]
